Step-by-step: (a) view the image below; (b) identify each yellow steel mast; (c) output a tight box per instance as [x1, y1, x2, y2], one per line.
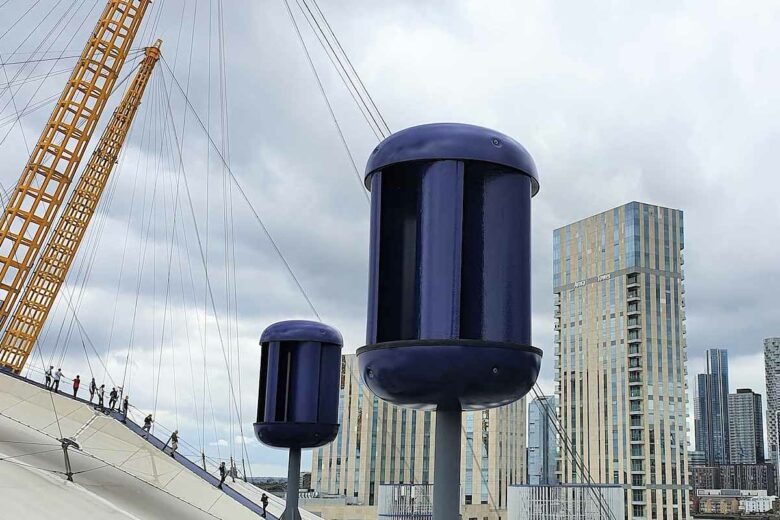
[0, 41, 162, 372]
[0, 0, 152, 371]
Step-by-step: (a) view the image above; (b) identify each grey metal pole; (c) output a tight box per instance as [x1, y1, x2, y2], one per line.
[282, 447, 302, 520]
[433, 408, 461, 520]
[62, 443, 73, 482]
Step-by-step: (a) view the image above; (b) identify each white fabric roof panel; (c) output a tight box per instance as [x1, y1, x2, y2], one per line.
[0, 371, 305, 519]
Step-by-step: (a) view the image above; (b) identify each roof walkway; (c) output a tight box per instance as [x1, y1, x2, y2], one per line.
[0, 369, 322, 520]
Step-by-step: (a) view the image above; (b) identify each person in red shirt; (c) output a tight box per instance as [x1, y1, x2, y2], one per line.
[72, 375, 81, 398]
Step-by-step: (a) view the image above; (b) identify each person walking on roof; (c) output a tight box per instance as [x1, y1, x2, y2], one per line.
[170, 430, 178, 458]
[121, 395, 129, 423]
[261, 493, 269, 517]
[44, 366, 53, 389]
[97, 384, 105, 411]
[52, 368, 62, 392]
[108, 387, 118, 410]
[88, 377, 97, 403]
[72, 375, 80, 398]
[142, 414, 153, 438]
[218, 461, 227, 489]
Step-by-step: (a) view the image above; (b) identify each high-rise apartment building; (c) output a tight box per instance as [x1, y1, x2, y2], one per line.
[764, 338, 780, 478]
[694, 374, 710, 460]
[728, 389, 764, 465]
[694, 349, 731, 465]
[310, 355, 527, 520]
[695, 349, 730, 465]
[527, 395, 558, 485]
[553, 202, 689, 520]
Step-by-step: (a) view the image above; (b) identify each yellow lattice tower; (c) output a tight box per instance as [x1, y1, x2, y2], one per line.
[0, 41, 162, 372]
[0, 0, 152, 371]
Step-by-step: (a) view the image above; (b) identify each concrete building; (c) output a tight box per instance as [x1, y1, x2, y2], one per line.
[507, 484, 624, 520]
[694, 349, 730, 465]
[694, 489, 775, 515]
[691, 464, 776, 495]
[688, 450, 706, 467]
[527, 395, 558, 485]
[698, 495, 739, 515]
[742, 495, 776, 513]
[728, 388, 765, 464]
[553, 202, 689, 520]
[310, 355, 527, 520]
[765, 338, 780, 480]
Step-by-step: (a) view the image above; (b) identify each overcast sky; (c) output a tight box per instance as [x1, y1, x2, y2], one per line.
[0, 0, 779, 476]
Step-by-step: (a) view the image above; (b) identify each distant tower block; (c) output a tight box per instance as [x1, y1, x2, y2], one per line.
[357, 123, 542, 412]
[254, 320, 343, 520]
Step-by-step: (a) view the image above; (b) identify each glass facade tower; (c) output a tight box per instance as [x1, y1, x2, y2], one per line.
[694, 349, 730, 465]
[764, 338, 780, 481]
[527, 395, 559, 485]
[728, 388, 764, 465]
[553, 202, 689, 520]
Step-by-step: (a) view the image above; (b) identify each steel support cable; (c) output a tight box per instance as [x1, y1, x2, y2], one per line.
[282, 0, 370, 204]
[461, 418, 501, 514]
[34, 56, 146, 374]
[203, 0, 214, 462]
[0, 53, 95, 66]
[0, 0, 96, 130]
[0, 52, 32, 155]
[102, 68, 156, 387]
[0, 93, 59, 127]
[293, 0, 381, 142]
[296, 0, 388, 140]
[159, 67, 241, 464]
[148, 74, 169, 428]
[308, 0, 391, 137]
[157, 0, 194, 444]
[121, 82, 165, 395]
[172, 216, 205, 452]
[152, 78, 184, 431]
[0, 65, 71, 89]
[154, 58, 220, 458]
[163, 33, 207, 451]
[216, 0, 242, 467]
[0, 0, 43, 44]
[0, 0, 72, 124]
[160, 57, 322, 321]
[530, 384, 612, 512]
[531, 384, 616, 520]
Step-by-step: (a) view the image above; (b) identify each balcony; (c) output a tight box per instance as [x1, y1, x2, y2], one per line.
[627, 290, 640, 302]
[626, 274, 640, 289]
[629, 403, 642, 414]
[628, 372, 642, 384]
[627, 303, 640, 315]
[627, 331, 641, 343]
[628, 359, 642, 370]
[627, 317, 641, 329]
[628, 344, 641, 356]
